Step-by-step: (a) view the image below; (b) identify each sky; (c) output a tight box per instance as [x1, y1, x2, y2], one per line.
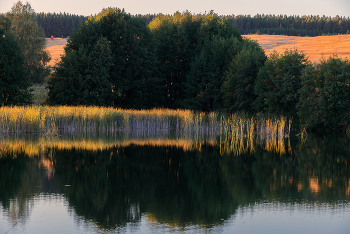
[1, 0, 350, 17]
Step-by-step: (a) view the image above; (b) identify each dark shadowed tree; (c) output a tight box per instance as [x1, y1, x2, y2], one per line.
[181, 36, 242, 111]
[222, 39, 266, 113]
[297, 57, 350, 132]
[0, 28, 32, 106]
[254, 49, 308, 117]
[149, 11, 242, 110]
[47, 8, 162, 108]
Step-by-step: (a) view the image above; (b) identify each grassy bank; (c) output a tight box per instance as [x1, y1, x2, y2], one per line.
[0, 106, 291, 139]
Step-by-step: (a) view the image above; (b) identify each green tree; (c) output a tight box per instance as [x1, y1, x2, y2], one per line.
[222, 39, 267, 113]
[47, 8, 162, 108]
[0, 14, 11, 31]
[254, 49, 308, 117]
[297, 57, 350, 132]
[47, 37, 113, 106]
[8, 1, 50, 83]
[181, 36, 242, 111]
[0, 28, 32, 106]
[149, 11, 242, 109]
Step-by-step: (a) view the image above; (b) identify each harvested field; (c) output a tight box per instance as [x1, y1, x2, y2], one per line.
[45, 38, 68, 67]
[44, 35, 350, 66]
[244, 34, 350, 63]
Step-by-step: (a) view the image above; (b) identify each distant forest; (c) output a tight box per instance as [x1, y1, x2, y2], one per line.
[34, 12, 350, 38]
[35, 12, 88, 38]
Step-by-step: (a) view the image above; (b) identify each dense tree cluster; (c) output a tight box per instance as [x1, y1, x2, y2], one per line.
[47, 8, 161, 108]
[225, 14, 350, 36]
[46, 8, 350, 132]
[1, 1, 50, 83]
[4, 12, 350, 40]
[35, 12, 88, 38]
[47, 9, 246, 110]
[2, 3, 350, 132]
[33, 13, 350, 38]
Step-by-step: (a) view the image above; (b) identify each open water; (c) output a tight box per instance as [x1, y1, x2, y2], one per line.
[0, 133, 349, 233]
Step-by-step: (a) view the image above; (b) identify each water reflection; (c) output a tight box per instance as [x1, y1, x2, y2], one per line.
[0, 133, 349, 233]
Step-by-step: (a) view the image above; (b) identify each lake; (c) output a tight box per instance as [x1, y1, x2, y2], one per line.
[0, 133, 349, 233]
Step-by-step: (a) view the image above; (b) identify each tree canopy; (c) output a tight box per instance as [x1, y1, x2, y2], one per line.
[0, 27, 32, 106]
[254, 49, 308, 117]
[149, 11, 242, 110]
[5, 1, 51, 83]
[297, 57, 350, 132]
[47, 7, 162, 108]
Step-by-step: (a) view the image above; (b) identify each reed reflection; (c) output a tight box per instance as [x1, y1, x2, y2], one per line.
[0, 133, 349, 231]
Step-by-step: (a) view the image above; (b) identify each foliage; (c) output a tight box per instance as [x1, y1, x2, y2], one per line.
[7, 11, 350, 39]
[182, 36, 242, 111]
[35, 12, 88, 38]
[0, 28, 32, 106]
[222, 39, 267, 113]
[32, 83, 49, 105]
[47, 8, 162, 108]
[225, 14, 350, 36]
[0, 14, 11, 31]
[297, 57, 350, 132]
[7, 1, 50, 83]
[149, 11, 242, 110]
[254, 49, 308, 117]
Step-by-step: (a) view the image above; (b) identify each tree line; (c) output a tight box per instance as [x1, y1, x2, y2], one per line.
[33, 13, 350, 38]
[2, 4, 350, 132]
[6, 12, 350, 39]
[225, 14, 350, 36]
[35, 12, 88, 38]
[45, 8, 350, 132]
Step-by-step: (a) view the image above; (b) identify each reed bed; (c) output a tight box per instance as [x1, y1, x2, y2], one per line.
[0, 106, 220, 136]
[0, 106, 292, 156]
[219, 114, 292, 156]
[0, 106, 291, 137]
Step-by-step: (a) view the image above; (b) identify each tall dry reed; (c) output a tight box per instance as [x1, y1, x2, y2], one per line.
[0, 107, 291, 148]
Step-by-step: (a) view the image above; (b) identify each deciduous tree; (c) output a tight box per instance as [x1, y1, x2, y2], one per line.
[297, 57, 350, 132]
[0, 28, 32, 106]
[254, 49, 308, 117]
[47, 8, 162, 108]
[8, 1, 50, 83]
[222, 39, 266, 113]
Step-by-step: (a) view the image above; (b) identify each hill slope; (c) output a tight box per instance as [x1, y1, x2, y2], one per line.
[244, 34, 350, 63]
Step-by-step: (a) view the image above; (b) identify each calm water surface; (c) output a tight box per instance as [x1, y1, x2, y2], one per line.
[0, 134, 349, 233]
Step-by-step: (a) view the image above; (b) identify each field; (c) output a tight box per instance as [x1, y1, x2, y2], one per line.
[244, 34, 350, 63]
[45, 38, 68, 67]
[44, 35, 350, 66]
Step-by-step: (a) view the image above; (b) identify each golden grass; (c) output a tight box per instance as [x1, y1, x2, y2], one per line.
[0, 106, 291, 137]
[45, 38, 68, 67]
[244, 34, 350, 63]
[0, 106, 292, 156]
[0, 106, 216, 135]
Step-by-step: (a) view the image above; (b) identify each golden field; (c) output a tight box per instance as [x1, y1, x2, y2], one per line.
[244, 34, 350, 63]
[45, 38, 68, 67]
[44, 35, 350, 66]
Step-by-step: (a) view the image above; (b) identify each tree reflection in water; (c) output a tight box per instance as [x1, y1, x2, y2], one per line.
[0, 133, 349, 231]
